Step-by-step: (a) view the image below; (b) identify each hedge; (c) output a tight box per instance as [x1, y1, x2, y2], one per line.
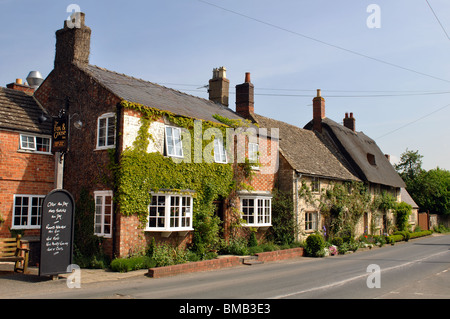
[387, 230, 432, 244]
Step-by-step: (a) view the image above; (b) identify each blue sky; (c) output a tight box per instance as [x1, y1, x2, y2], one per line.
[1, 0, 449, 170]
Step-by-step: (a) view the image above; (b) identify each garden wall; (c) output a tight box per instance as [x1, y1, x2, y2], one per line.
[147, 247, 304, 278]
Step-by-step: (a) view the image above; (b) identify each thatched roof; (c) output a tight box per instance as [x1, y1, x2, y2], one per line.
[305, 118, 406, 188]
[0, 87, 51, 134]
[253, 113, 360, 181]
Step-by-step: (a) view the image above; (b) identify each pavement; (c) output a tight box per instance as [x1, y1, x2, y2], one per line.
[0, 233, 446, 293]
[0, 262, 149, 285]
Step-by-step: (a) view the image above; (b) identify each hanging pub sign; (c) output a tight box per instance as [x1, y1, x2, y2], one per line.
[52, 116, 69, 153]
[39, 189, 75, 277]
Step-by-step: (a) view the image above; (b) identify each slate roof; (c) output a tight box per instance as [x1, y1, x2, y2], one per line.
[305, 118, 406, 188]
[0, 87, 51, 134]
[253, 113, 360, 181]
[81, 65, 244, 125]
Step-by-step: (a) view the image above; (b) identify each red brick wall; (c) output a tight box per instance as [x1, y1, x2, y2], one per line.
[35, 65, 122, 257]
[148, 256, 241, 278]
[0, 130, 54, 237]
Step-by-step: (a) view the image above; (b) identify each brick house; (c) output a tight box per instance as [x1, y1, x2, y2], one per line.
[0, 81, 55, 263]
[33, 13, 278, 258]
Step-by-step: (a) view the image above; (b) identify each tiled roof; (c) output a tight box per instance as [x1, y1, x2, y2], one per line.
[253, 113, 360, 181]
[0, 87, 51, 134]
[82, 65, 243, 125]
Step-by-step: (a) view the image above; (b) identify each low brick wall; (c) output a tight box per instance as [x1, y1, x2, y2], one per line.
[147, 248, 304, 278]
[255, 247, 304, 262]
[147, 256, 241, 278]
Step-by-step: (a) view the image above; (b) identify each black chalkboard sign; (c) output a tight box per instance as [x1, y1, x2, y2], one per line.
[39, 189, 75, 276]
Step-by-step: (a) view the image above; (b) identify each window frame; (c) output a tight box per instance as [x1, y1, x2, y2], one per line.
[94, 190, 114, 238]
[240, 196, 272, 227]
[146, 193, 194, 232]
[305, 211, 318, 232]
[19, 134, 52, 154]
[96, 113, 116, 150]
[214, 137, 227, 164]
[311, 177, 320, 193]
[12, 194, 45, 229]
[165, 126, 184, 158]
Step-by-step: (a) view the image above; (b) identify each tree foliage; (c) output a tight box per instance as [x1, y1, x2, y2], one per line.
[395, 149, 450, 215]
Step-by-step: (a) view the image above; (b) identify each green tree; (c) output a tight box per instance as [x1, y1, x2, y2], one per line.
[414, 168, 450, 215]
[394, 149, 424, 185]
[395, 149, 450, 216]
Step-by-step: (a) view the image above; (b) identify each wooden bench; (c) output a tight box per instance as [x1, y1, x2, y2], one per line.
[0, 235, 29, 273]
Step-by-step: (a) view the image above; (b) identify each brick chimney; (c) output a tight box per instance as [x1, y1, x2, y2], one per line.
[54, 12, 91, 68]
[313, 89, 325, 133]
[343, 112, 356, 132]
[208, 67, 229, 106]
[6, 78, 35, 94]
[235, 72, 254, 119]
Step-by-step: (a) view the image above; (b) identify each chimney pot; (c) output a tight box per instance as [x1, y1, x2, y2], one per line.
[343, 111, 356, 132]
[16, 78, 22, 85]
[245, 72, 251, 83]
[208, 66, 230, 107]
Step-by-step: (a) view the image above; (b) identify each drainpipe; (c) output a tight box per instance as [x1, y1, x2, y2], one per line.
[294, 172, 302, 241]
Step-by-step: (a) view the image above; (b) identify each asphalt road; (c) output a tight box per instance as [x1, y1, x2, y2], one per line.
[1, 234, 449, 301]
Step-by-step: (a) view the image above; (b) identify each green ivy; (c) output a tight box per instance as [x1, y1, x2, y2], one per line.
[115, 100, 242, 253]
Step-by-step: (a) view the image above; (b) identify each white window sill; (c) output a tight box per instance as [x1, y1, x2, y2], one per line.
[95, 145, 115, 151]
[241, 224, 271, 230]
[17, 149, 52, 155]
[144, 228, 193, 237]
[11, 226, 41, 230]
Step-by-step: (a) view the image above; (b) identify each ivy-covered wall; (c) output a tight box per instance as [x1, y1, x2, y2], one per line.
[114, 100, 267, 257]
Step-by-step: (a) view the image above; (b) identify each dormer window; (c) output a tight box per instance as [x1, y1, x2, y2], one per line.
[367, 153, 376, 166]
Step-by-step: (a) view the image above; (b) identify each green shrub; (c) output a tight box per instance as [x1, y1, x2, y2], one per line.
[338, 242, 350, 254]
[387, 234, 403, 244]
[248, 246, 264, 255]
[248, 231, 258, 247]
[410, 230, 432, 239]
[305, 234, 326, 257]
[394, 231, 410, 241]
[110, 256, 155, 273]
[331, 237, 343, 247]
[223, 237, 249, 255]
[150, 243, 188, 267]
[259, 242, 280, 252]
